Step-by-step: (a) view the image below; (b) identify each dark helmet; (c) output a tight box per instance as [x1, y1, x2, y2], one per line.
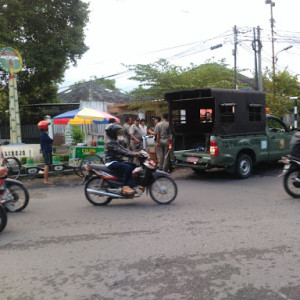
[105, 124, 123, 139]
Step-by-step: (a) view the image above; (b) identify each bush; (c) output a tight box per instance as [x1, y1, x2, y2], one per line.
[53, 154, 69, 162]
[20, 157, 27, 165]
[71, 125, 84, 144]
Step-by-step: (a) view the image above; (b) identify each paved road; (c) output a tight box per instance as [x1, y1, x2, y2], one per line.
[1, 165, 300, 299]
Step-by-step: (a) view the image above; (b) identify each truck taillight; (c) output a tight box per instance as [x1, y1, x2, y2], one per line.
[168, 138, 172, 150]
[210, 140, 219, 157]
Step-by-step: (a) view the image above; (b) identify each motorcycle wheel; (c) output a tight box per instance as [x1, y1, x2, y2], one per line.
[0, 204, 7, 232]
[283, 169, 300, 198]
[84, 177, 112, 206]
[5, 182, 30, 212]
[149, 175, 178, 204]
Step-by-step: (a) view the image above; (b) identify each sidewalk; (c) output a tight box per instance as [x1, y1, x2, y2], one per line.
[20, 167, 194, 189]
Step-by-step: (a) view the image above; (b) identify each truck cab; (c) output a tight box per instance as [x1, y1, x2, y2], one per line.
[165, 88, 294, 178]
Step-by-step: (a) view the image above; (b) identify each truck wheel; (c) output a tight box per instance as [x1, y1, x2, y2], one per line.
[236, 154, 252, 179]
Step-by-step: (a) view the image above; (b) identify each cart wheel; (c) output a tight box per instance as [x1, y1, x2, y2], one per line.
[78, 155, 105, 177]
[4, 157, 22, 180]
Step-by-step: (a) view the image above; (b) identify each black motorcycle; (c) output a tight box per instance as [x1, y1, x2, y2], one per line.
[83, 150, 178, 205]
[282, 156, 300, 198]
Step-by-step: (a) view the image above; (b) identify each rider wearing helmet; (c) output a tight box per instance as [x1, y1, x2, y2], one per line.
[38, 120, 54, 184]
[105, 124, 141, 195]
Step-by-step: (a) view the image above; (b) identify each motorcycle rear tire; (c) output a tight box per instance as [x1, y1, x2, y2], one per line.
[0, 204, 7, 232]
[84, 177, 112, 206]
[149, 175, 177, 204]
[283, 169, 300, 198]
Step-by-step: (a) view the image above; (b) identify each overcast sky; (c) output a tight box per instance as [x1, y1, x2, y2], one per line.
[60, 0, 300, 92]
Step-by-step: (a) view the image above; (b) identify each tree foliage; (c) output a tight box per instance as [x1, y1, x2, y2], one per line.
[0, 0, 89, 108]
[126, 58, 250, 113]
[263, 68, 300, 118]
[127, 59, 245, 101]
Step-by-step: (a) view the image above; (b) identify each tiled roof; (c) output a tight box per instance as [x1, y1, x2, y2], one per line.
[58, 80, 134, 104]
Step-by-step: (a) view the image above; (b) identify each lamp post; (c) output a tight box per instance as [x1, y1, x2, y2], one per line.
[290, 97, 300, 129]
[275, 45, 293, 63]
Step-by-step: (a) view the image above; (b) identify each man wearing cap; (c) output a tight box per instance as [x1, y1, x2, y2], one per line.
[129, 117, 143, 165]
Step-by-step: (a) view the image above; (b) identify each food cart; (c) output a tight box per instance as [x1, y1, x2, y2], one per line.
[69, 141, 105, 167]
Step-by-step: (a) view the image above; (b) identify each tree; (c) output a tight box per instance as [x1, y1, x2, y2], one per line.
[0, 0, 89, 108]
[263, 68, 300, 118]
[125, 58, 249, 114]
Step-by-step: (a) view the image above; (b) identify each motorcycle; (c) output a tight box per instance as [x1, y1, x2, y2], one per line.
[0, 175, 30, 212]
[0, 204, 7, 232]
[281, 156, 300, 198]
[83, 150, 178, 205]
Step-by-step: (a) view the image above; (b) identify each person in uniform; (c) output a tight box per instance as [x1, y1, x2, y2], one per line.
[123, 117, 132, 149]
[148, 116, 161, 167]
[155, 113, 171, 172]
[129, 117, 143, 165]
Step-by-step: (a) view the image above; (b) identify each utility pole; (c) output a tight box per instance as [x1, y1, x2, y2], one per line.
[257, 26, 263, 91]
[265, 0, 276, 97]
[233, 25, 238, 89]
[252, 28, 259, 91]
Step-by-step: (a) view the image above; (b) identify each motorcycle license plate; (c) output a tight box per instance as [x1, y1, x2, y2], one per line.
[186, 157, 198, 163]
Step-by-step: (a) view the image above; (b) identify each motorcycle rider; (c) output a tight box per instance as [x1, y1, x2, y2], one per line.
[290, 131, 300, 159]
[105, 124, 141, 196]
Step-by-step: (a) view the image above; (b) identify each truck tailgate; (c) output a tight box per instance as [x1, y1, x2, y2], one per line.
[174, 150, 211, 164]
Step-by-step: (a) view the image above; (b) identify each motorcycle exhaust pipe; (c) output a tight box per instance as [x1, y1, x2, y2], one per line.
[86, 188, 123, 198]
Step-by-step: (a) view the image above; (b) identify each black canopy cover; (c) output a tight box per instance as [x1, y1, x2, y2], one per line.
[165, 88, 266, 137]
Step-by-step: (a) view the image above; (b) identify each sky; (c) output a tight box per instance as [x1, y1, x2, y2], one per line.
[60, 0, 300, 93]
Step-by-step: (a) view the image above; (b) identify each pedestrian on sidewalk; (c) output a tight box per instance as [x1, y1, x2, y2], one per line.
[38, 120, 54, 184]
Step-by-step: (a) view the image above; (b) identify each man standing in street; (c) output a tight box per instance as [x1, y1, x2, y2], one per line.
[148, 116, 162, 167]
[155, 113, 171, 172]
[38, 120, 54, 184]
[129, 117, 143, 165]
[123, 117, 132, 149]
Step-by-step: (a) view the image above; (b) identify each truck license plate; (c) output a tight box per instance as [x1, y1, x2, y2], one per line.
[186, 157, 198, 163]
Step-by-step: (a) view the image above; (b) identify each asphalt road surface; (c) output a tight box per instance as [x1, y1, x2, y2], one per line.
[1, 164, 300, 300]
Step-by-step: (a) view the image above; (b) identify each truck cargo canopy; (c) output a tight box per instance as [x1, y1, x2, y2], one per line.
[165, 88, 266, 137]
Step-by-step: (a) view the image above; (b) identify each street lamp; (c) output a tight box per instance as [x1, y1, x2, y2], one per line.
[275, 45, 293, 63]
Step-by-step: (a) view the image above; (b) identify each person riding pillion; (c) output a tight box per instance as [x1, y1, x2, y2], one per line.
[105, 124, 141, 196]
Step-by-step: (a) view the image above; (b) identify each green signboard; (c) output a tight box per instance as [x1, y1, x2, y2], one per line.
[69, 145, 104, 167]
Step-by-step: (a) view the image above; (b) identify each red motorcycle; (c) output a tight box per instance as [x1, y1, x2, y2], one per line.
[83, 150, 177, 206]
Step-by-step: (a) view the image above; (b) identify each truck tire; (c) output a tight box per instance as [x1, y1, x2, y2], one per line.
[235, 154, 252, 179]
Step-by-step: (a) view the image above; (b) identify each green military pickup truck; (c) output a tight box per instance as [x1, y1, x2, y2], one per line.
[165, 88, 295, 178]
